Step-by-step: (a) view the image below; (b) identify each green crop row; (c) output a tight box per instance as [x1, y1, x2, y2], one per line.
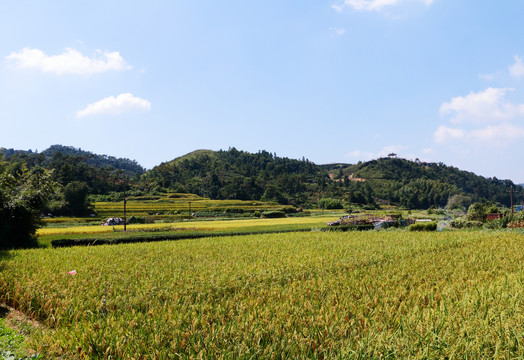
[50, 228, 314, 248]
[1, 231, 523, 359]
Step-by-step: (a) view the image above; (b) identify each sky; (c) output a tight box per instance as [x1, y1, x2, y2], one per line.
[1, 1, 524, 183]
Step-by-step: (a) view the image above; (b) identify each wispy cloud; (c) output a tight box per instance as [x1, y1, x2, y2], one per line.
[329, 27, 346, 36]
[5, 47, 131, 75]
[439, 87, 524, 124]
[345, 145, 408, 160]
[508, 55, 524, 78]
[332, 0, 434, 13]
[478, 73, 497, 81]
[478, 55, 524, 80]
[471, 123, 524, 143]
[345, 150, 375, 159]
[434, 123, 524, 146]
[76, 93, 151, 118]
[434, 125, 466, 144]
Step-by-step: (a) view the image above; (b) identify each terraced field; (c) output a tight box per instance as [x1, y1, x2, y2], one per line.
[37, 216, 339, 237]
[1, 231, 523, 359]
[93, 195, 291, 219]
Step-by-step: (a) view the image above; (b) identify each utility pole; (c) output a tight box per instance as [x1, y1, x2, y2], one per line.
[123, 176, 127, 232]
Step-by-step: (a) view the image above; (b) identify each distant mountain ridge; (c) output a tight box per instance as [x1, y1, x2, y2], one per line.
[1, 145, 145, 176]
[1, 145, 520, 209]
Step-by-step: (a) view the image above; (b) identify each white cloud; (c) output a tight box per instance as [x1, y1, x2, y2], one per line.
[5, 47, 131, 75]
[439, 87, 524, 124]
[508, 55, 524, 78]
[332, 0, 433, 12]
[76, 93, 151, 118]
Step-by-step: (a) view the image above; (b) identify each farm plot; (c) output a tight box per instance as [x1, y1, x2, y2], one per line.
[93, 198, 289, 219]
[37, 216, 339, 237]
[0, 231, 523, 359]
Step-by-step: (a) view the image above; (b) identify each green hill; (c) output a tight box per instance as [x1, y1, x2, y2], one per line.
[1, 145, 145, 176]
[145, 148, 320, 205]
[329, 157, 517, 209]
[1, 145, 520, 210]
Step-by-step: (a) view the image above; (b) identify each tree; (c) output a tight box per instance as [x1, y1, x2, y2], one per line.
[0, 167, 56, 249]
[261, 185, 288, 204]
[63, 181, 91, 216]
[446, 194, 472, 211]
[467, 201, 499, 223]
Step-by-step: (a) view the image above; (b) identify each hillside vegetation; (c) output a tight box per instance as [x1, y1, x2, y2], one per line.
[1, 146, 521, 210]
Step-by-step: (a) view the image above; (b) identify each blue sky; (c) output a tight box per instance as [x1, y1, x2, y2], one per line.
[1, 1, 524, 183]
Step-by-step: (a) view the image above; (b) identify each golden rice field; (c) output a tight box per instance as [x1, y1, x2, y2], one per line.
[37, 216, 339, 237]
[0, 231, 523, 359]
[93, 198, 288, 218]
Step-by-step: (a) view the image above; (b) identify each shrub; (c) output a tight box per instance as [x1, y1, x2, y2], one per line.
[261, 211, 286, 218]
[484, 215, 513, 229]
[225, 208, 244, 214]
[127, 216, 146, 224]
[450, 219, 483, 229]
[323, 224, 374, 232]
[318, 198, 343, 210]
[409, 222, 437, 231]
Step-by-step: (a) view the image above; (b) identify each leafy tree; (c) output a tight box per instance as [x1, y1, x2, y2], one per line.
[467, 201, 499, 223]
[0, 167, 56, 249]
[63, 181, 92, 216]
[446, 194, 473, 211]
[261, 185, 288, 204]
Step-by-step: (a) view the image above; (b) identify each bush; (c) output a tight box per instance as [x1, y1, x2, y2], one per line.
[450, 219, 483, 229]
[484, 215, 513, 229]
[127, 216, 145, 224]
[261, 211, 286, 218]
[225, 208, 244, 214]
[323, 224, 374, 232]
[318, 198, 343, 210]
[409, 222, 437, 231]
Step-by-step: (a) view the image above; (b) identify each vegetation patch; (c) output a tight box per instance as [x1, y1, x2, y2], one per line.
[408, 222, 437, 231]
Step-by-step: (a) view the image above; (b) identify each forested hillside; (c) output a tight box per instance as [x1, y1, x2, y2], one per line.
[1, 145, 145, 177]
[145, 148, 321, 205]
[1, 145, 521, 210]
[323, 158, 516, 209]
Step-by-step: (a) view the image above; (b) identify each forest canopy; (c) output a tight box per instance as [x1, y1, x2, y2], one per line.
[1, 146, 520, 210]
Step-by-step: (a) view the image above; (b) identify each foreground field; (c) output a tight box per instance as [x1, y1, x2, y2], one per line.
[1, 231, 523, 359]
